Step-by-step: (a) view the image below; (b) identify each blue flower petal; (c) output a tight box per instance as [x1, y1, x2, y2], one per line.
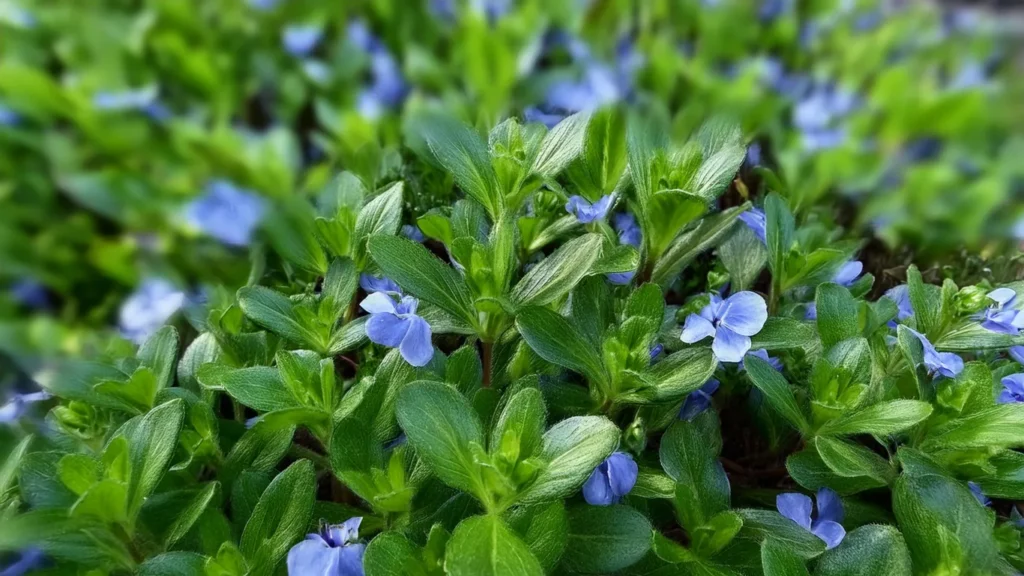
[582, 465, 614, 506]
[399, 315, 433, 367]
[366, 313, 410, 348]
[286, 537, 338, 575]
[712, 325, 751, 364]
[335, 543, 366, 576]
[719, 292, 768, 337]
[815, 488, 844, 524]
[680, 314, 716, 344]
[811, 520, 846, 550]
[777, 493, 813, 531]
[605, 452, 638, 498]
[1011, 346, 1024, 365]
[360, 292, 398, 315]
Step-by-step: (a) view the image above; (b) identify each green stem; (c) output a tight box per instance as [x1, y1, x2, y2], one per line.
[289, 445, 331, 470]
[481, 341, 493, 388]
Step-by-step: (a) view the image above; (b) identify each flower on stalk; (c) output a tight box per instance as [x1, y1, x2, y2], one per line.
[613, 213, 642, 247]
[679, 379, 719, 421]
[360, 293, 433, 367]
[777, 488, 846, 550]
[979, 288, 1023, 335]
[0, 547, 46, 576]
[565, 195, 613, 224]
[119, 279, 187, 344]
[742, 349, 782, 372]
[907, 328, 963, 379]
[681, 292, 768, 363]
[0, 391, 51, 424]
[998, 374, 1024, 404]
[184, 180, 266, 247]
[286, 517, 365, 576]
[358, 275, 401, 295]
[968, 482, 990, 507]
[833, 260, 863, 287]
[1011, 346, 1024, 365]
[738, 208, 767, 244]
[282, 25, 323, 58]
[583, 452, 638, 506]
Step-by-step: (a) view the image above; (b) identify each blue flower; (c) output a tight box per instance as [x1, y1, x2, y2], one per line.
[347, 24, 407, 120]
[778, 489, 845, 550]
[949, 60, 987, 91]
[0, 547, 46, 576]
[248, 0, 279, 10]
[401, 225, 425, 243]
[979, 288, 1023, 335]
[286, 517, 365, 576]
[565, 195, 613, 224]
[1013, 217, 1024, 240]
[759, 0, 791, 22]
[833, 260, 863, 287]
[0, 391, 51, 424]
[93, 87, 166, 120]
[742, 349, 782, 372]
[360, 293, 433, 367]
[10, 279, 48, 309]
[968, 482, 990, 507]
[681, 292, 768, 363]
[471, 0, 511, 22]
[606, 271, 635, 286]
[613, 213, 642, 247]
[884, 285, 913, 326]
[907, 328, 963, 379]
[359, 275, 401, 295]
[804, 302, 817, 320]
[903, 138, 943, 163]
[0, 104, 21, 127]
[745, 142, 762, 168]
[583, 452, 638, 506]
[649, 344, 664, 364]
[283, 25, 323, 58]
[184, 180, 266, 247]
[1011, 346, 1024, 365]
[999, 374, 1024, 404]
[679, 379, 719, 421]
[853, 10, 883, 32]
[738, 208, 767, 244]
[793, 85, 858, 152]
[119, 279, 187, 345]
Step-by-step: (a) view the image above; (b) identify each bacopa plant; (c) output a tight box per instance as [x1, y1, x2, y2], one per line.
[2, 109, 1024, 576]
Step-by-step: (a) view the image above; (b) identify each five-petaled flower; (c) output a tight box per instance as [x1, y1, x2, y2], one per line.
[777, 488, 846, 550]
[738, 208, 767, 244]
[286, 517, 365, 576]
[360, 293, 433, 367]
[679, 379, 719, 421]
[681, 292, 768, 363]
[979, 288, 1023, 335]
[0, 391, 51, 424]
[998, 374, 1024, 404]
[565, 195, 613, 224]
[833, 260, 862, 287]
[907, 328, 963, 379]
[583, 452, 638, 506]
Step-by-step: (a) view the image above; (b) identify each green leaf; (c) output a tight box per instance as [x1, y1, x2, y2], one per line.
[816, 283, 861, 349]
[364, 532, 429, 576]
[519, 416, 619, 504]
[516, 306, 608, 387]
[590, 244, 640, 276]
[137, 552, 207, 576]
[813, 437, 894, 487]
[818, 400, 932, 437]
[760, 539, 810, 576]
[396, 381, 484, 495]
[237, 286, 324, 350]
[922, 404, 1024, 451]
[510, 233, 604, 308]
[353, 181, 404, 265]
[744, 356, 809, 434]
[625, 283, 665, 326]
[330, 415, 384, 504]
[177, 332, 221, 393]
[659, 420, 729, 533]
[117, 399, 186, 518]
[719, 224, 767, 292]
[321, 258, 359, 321]
[446, 345, 484, 395]
[492, 388, 546, 459]
[565, 107, 627, 198]
[815, 524, 912, 576]
[531, 112, 588, 178]
[263, 200, 329, 274]
[418, 114, 499, 217]
[506, 501, 568, 571]
[70, 478, 128, 524]
[621, 347, 718, 404]
[906, 265, 942, 337]
[368, 235, 476, 328]
[327, 316, 369, 355]
[57, 453, 102, 496]
[446, 515, 544, 576]
[221, 421, 295, 491]
[650, 203, 746, 287]
[164, 482, 220, 548]
[138, 326, 179, 392]
[562, 505, 652, 574]
[749, 317, 817, 352]
[691, 511, 743, 558]
[0, 435, 32, 506]
[735, 509, 825, 559]
[764, 193, 794, 281]
[205, 366, 299, 413]
[239, 460, 317, 576]
[692, 143, 745, 201]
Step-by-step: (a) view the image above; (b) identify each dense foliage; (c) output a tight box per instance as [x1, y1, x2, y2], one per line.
[1, 1, 1024, 575]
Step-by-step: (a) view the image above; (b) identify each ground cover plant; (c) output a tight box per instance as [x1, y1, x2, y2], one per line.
[1, 1, 1024, 575]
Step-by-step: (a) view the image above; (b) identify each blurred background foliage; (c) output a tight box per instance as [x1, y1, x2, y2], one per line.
[0, 0, 1021, 371]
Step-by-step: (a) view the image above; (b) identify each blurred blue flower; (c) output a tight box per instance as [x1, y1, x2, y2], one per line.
[248, 0, 279, 10]
[359, 274, 401, 295]
[1015, 217, 1024, 240]
[777, 488, 845, 550]
[738, 208, 767, 244]
[10, 279, 48, 309]
[745, 142, 762, 168]
[0, 104, 20, 127]
[968, 481, 990, 507]
[903, 138, 943, 163]
[793, 85, 858, 152]
[583, 452, 638, 506]
[471, 0, 511, 22]
[833, 260, 863, 287]
[759, 0, 791, 23]
[566, 195, 613, 224]
[998, 374, 1024, 404]
[402, 224, 425, 243]
[360, 293, 433, 366]
[184, 180, 266, 247]
[287, 517, 365, 576]
[884, 285, 913, 326]
[679, 379, 719, 421]
[804, 302, 817, 320]
[606, 271, 635, 286]
[742, 349, 782, 372]
[0, 391, 51, 424]
[613, 213, 642, 247]
[0, 547, 46, 576]
[429, 0, 456, 21]
[93, 87, 168, 120]
[348, 22, 407, 119]
[283, 25, 323, 58]
[1011, 346, 1024, 365]
[853, 10, 883, 32]
[943, 8, 980, 34]
[948, 60, 987, 91]
[979, 288, 1023, 335]
[649, 344, 664, 364]
[907, 328, 963, 379]
[119, 278, 187, 344]
[681, 292, 768, 363]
